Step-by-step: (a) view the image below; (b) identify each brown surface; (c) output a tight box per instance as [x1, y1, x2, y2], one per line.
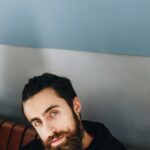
[0, 121, 15, 150]
[0, 120, 37, 150]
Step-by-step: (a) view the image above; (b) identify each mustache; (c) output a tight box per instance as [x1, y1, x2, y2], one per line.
[44, 111, 83, 150]
[45, 132, 83, 150]
[45, 131, 67, 146]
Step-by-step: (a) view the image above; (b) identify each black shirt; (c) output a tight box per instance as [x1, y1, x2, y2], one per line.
[83, 121, 126, 150]
[22, 120, 126, 150]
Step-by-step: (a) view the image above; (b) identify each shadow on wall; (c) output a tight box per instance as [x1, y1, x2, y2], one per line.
[0, 48, 45, 124]
[1, 3, 44, 47]
[0, 5, 47, 123]
[126, 143, 150, 150]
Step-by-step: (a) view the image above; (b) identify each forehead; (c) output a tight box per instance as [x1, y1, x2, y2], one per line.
[23, 88, 69, 119]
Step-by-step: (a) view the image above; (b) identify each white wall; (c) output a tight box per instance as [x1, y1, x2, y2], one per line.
[0, 45, 150, 150]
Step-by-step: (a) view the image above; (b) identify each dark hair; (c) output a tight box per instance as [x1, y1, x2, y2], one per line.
[22, 73, 77, 108]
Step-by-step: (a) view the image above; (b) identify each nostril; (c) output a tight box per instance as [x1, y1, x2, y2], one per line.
[48, 127, 56, 137]
[51, 128, 56, 133]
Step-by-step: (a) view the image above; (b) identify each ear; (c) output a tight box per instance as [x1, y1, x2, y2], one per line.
[73, 97, 82, 115]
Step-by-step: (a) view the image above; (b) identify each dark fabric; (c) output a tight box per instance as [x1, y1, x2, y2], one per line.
[83, 120, 126, 150]
[21, 120, 127, 150]
[21, 139, 44, 150]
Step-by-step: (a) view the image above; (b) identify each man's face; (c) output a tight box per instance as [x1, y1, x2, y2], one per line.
[23, 88, 83, 150]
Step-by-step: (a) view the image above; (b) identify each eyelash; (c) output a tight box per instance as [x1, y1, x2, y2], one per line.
[33, 111, 59, 127]
[33, 121, 41, 127]
[50, 111, 58, 117]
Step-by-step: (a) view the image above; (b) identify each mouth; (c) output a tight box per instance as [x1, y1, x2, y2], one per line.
[51, 135, 65, 147]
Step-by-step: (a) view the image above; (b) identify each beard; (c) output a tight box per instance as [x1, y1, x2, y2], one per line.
[44, 111, 84, 150]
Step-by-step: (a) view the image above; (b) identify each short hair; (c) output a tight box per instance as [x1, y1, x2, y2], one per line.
[22, 73, 77, 108]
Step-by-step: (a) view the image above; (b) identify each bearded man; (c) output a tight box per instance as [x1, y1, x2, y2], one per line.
[21, 73, 126, 150]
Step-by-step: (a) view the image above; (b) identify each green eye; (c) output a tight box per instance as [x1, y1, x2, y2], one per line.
[34, 121, 41, 127]
[51, 111, 58, 117]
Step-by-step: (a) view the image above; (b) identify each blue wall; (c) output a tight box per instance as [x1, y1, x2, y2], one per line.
[0, 0, 150, 56]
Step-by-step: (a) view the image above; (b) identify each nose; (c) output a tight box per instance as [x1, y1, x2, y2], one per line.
[44, 121, 56, 137]
[48, 128, 56, 136]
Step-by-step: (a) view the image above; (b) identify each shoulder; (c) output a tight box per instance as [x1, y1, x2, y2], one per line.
[83, 120, 127, 150]
[21, 139, 44, 150]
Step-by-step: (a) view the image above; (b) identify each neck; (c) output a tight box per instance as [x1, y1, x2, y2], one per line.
[82, 130, 93, 149]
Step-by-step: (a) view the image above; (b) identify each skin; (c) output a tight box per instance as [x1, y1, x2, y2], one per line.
[23, 88, 93, 149]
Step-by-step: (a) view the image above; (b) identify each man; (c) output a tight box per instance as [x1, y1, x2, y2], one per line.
[21, 73, 126, 150]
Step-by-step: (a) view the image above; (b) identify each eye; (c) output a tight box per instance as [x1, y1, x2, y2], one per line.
[50, 111, 58, 117]
[33, 120, 42, 127]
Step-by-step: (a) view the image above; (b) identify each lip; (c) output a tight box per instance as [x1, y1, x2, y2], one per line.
[51, 135, 65, 146]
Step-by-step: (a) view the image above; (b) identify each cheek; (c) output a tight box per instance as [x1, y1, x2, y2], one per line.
[35, 128, 48, 142]
[58, 115, 76, 132]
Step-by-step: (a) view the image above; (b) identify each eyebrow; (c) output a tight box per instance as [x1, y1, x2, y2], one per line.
[29, 105, 60, 124]
[43, 105, 60, 115]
